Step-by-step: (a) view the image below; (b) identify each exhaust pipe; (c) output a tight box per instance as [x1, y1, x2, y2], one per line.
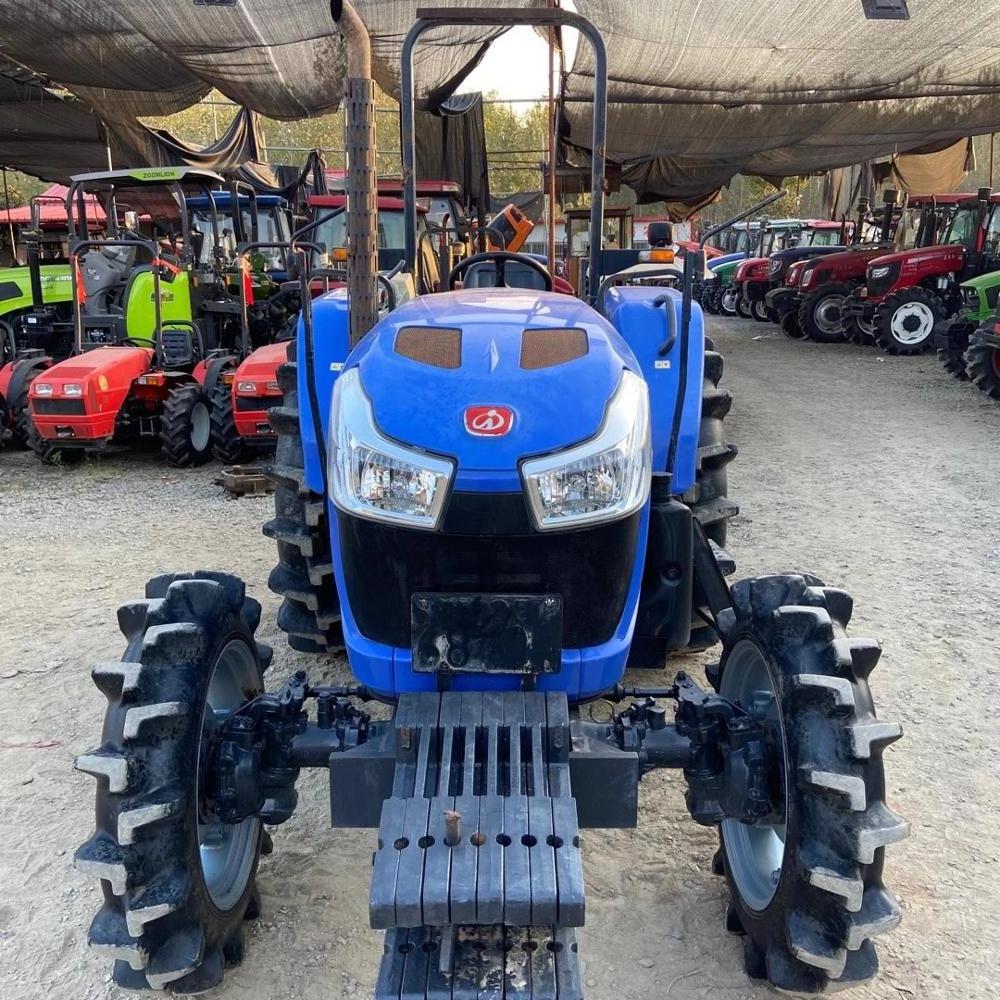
[331, 0, 378, 344]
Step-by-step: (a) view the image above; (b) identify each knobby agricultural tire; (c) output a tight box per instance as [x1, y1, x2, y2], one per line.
[750, 298, 771, 323]
[965, 329, 1000, 400]
[736, 296, 752, 319]
[781, 311, 804, 339]
[685, 348, 739, 651]
[9, 371, 34, 448]
[798, 283, 853, 344]
[210, 382, 249, 465]
[874, 286, 944, 356]
[160, 383, 213, 468]
[936, 320, 974, 381]
[74, 572, 273, 994]
[720, 286, 740, 317]
[263, 343, 344, 653]
[711, 574, 906, 994]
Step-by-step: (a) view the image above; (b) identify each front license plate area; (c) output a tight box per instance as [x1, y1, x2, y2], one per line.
[411, 593, 562, 674]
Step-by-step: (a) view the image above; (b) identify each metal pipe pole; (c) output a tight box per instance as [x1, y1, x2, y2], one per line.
[332, 0, 378, 344]
[546, 0, 557, 275]
[1, 168, 15, 262]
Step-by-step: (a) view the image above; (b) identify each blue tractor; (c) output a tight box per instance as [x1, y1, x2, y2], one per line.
[73, 6, 906, 997]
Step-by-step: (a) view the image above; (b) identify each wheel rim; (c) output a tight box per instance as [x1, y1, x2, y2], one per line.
[857, 314, 876, 337]
[722, 288, 738, 313]
[890, 302, 934, 345]
[814, 294, 846, 336]
[197, 639, 260, 911]
[190, 401, 211, 453]
[720, 639, 787, 912]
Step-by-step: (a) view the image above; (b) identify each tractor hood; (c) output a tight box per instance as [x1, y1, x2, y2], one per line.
[867, 243, 967, 271]
[352, 290, 636, 487]
[771, 244, 846, 264]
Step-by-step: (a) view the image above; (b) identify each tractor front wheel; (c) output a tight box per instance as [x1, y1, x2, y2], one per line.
[713, 574, 906, 994]
[161, 383, 214, 467]
[875, 287, 943, 355]
[74, 572, 272, 993]
[965, 330, 1000, 400]
[736, 295, 752, 319]
[720, 286, 740, 317]
[780, 311, 804, 339]
[27, 414, 85, 465]
[750, 298, 771, 323]
[798, 283, 853, 343]
[210, 383, 250, 465]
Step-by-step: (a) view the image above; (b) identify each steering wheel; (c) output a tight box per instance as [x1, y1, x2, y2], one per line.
[447, 251, 553, 292]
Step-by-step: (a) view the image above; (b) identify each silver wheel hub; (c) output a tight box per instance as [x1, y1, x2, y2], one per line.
[814, 294, 846, 336]
[720, 639, 787, 912]
[889, 301, 934, 345]
[198, 639, 260, 911]
[721, 288, 738, 313]
[190, 401, 210, 452]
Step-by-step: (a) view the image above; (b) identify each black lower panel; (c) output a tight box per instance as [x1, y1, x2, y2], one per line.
[339, 503, 640, 649]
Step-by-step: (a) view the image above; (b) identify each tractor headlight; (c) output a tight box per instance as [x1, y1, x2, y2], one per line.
[869, 265, 891, 279]
[33, 382, 53, 395]
[521, 370, 650, 531]
[329, 367, 454, 530]
[63, 383, 83, 396]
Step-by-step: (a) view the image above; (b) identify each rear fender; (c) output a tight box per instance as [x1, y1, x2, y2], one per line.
[601, 286, 703, 492]
[193, 354, 237, 395]
[296, 291, 352, 494]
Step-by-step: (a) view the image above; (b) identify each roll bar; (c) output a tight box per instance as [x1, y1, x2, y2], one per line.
[401, 7, 609, 304]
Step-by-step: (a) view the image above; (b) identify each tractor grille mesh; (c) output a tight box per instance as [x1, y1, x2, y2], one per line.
[32, 398, 86, 416]
[520, 328, 588, 370]
[395, 326, 462, 369]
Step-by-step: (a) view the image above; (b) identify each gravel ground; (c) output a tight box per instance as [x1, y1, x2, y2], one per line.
[0, 314, 998, 999]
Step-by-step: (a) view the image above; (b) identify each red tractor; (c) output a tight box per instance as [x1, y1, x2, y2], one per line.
[211, 193, 434, 462]
[796, 192, 962, 344]
[845, 188, 1000, 355]
[27, 167, 286, 465]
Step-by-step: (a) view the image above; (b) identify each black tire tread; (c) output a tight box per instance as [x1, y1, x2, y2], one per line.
[74, 573, 266, 994]
[160, 383, 213, 468]
[874, 286, 944, 356]
[209, 381, 249, 464]
[715, 574, 906, 994]
[798, 283, 854, 344]
[263, 345, 344, 653]
[966, 328, 1000, 399]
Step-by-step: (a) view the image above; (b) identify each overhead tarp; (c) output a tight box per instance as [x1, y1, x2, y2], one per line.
[0, 0, 542, 125]
[564, 1, 1000, 202]
[873, 138, 976, 195]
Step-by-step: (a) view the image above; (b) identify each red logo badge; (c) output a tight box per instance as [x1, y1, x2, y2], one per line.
[464, 405, 514, 437]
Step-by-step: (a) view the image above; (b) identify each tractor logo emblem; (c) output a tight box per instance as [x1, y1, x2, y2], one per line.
[465, 405, 514, 437]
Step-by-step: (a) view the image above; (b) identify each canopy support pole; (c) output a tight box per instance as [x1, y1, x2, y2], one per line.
[1, 168, 15, 259]
[546, 0, 557, 274]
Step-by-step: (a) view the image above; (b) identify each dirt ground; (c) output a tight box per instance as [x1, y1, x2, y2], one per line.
[1, 315, 998, 999]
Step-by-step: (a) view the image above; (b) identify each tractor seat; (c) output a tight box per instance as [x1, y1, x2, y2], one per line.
[161, 327, 197, 368]
[462, 260, 549, 291]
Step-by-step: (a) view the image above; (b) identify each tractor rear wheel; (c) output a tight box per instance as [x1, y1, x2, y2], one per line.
[713, 574, 906, 994]
[720, 286, 739, 317]
[686, 348, 739, 651]
[736, 295, 752, 319]
[965, 330, 1000, 400]
[74, 572, 272, 994]
[210, 382, 249, 465]
[264, 344, 344, 653]
[874, 287, 943, 355]
[161, 383, 214, 468]
[798, 283, 853, 343]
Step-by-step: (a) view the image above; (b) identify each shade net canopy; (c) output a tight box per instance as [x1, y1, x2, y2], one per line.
[0, 0, 540, 124]
[564, 0, 1000, 201]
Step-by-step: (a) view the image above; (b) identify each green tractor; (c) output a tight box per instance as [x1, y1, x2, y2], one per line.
[934, 271, 1000, 382]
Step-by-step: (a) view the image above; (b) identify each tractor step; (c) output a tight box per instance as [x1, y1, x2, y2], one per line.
[375, 925, 582, 1000]
[370, 692, 584, 931]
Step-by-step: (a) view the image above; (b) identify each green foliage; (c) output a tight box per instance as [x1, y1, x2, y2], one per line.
[0, 169, 47, 208]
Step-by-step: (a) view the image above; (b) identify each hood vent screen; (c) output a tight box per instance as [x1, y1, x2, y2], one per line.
[395, 326, 462, 369]
[520, 328, 588, 370]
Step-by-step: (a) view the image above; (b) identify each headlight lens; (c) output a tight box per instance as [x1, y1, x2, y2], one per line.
[63, 383, 83, 396]
[522, 370, 650, 531]
[236, 381, 257, 393]
[329, 367, 454, 530]
[869, 265, 891, 279]
[34, 382, 53, 395]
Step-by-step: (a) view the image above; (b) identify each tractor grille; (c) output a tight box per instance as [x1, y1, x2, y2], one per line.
[235, 394, 283, 412]
[338, 500, 641, 650]
[32, 398, 86, 416]
[867, 261, 901, 298]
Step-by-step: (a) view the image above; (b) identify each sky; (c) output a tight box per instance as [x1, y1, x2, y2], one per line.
[463, 24, 576, 101]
